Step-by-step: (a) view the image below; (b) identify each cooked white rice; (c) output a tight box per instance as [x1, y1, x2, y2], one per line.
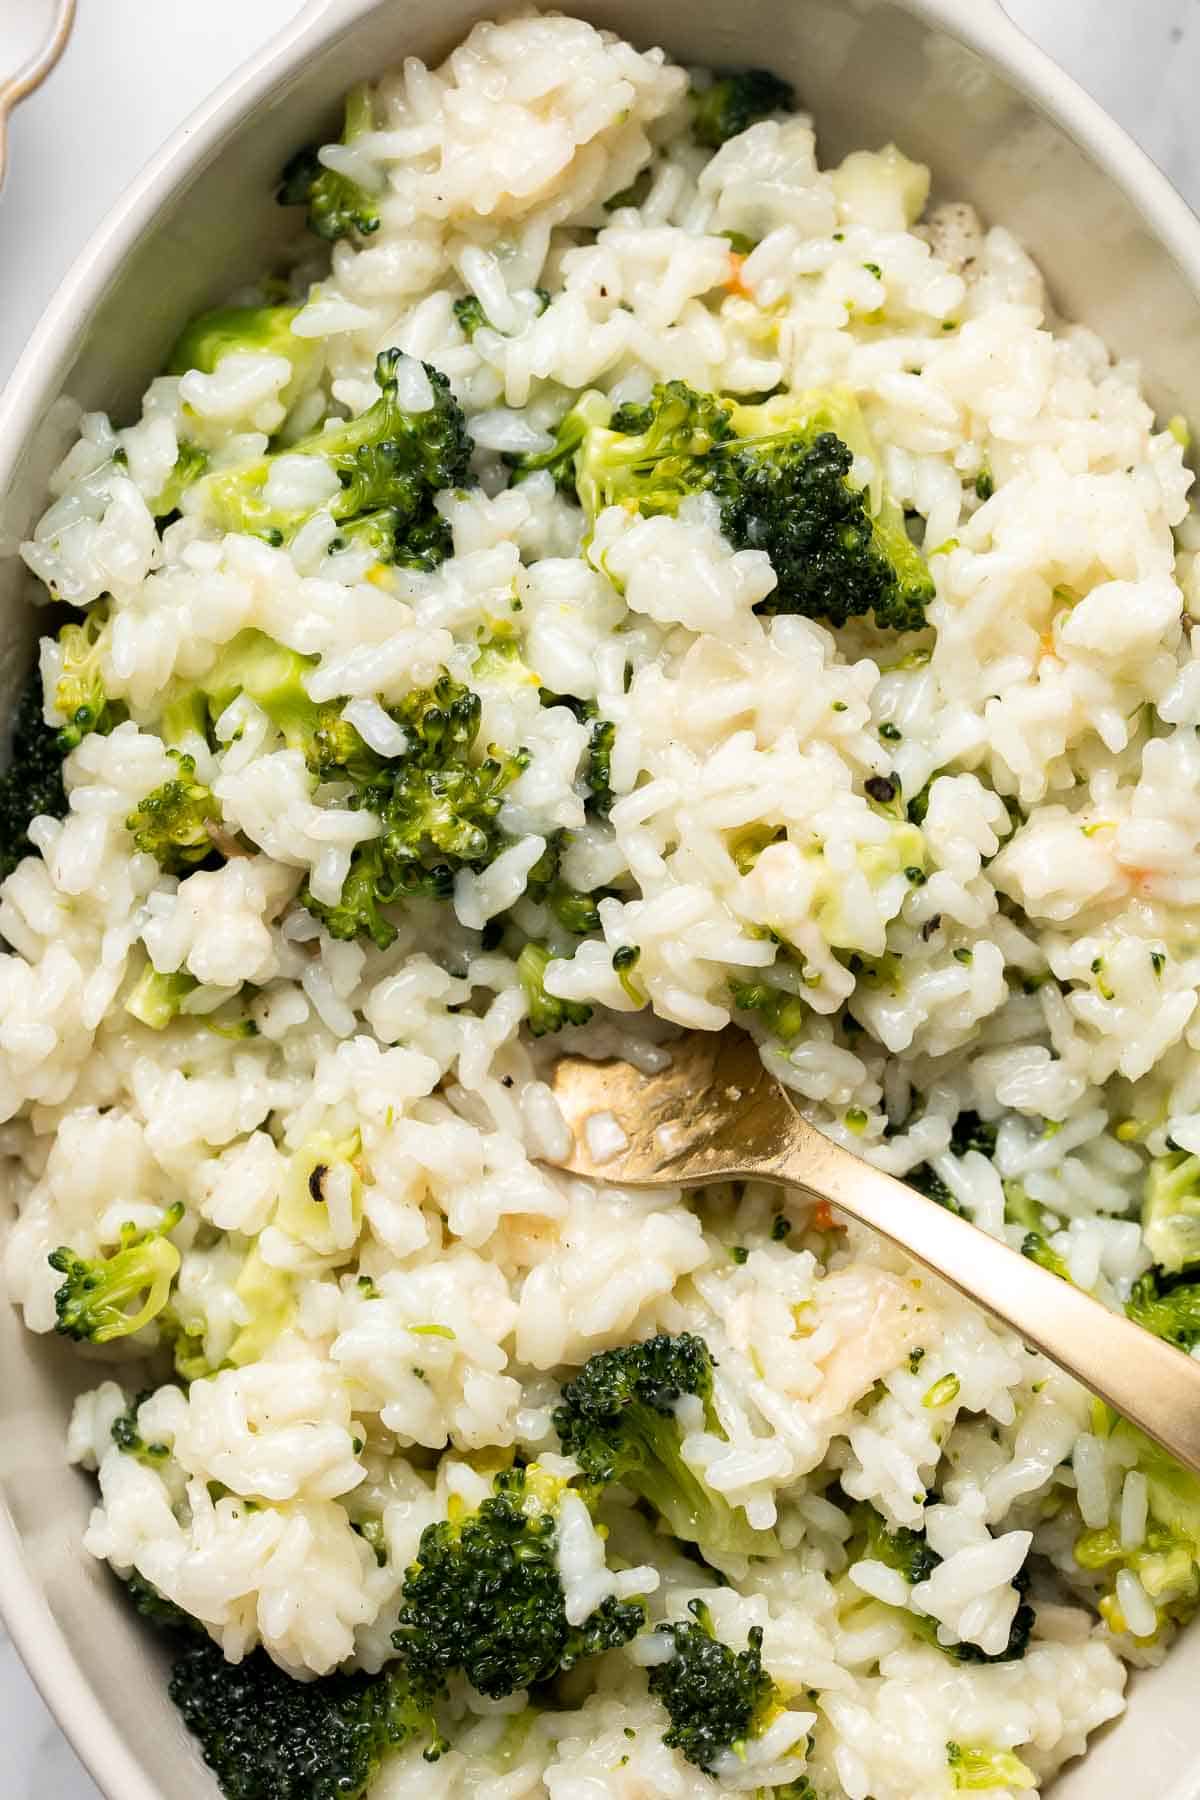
[13, 9, 1200, 1794]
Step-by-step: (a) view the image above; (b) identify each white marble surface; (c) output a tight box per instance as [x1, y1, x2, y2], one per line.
[0, 0, 1195, 1793]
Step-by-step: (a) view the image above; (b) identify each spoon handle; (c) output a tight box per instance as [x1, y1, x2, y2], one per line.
[777, 1119, 1200, 1473]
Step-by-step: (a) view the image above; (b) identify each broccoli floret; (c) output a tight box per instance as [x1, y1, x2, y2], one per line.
[195, 629, 375, 778]
[946, 1742, 1035, 1792]
[167, 303, 322, 414]
[111, 1391, 171, 1466]
[126, 1570, 201, 1636]
[170, 1635, 441, 1800]
[948, 1110, 997, 1159]
[517, 940, 594, 1035]
[277, 83, 383, 243]
[575, 380, 735, 521]
[648, 1598, 781, 1773]
[850, 1503, 1034, 1663]
[52, 606, 124, 749]
[572, 383, 933, 631]
[48, 1203, 183, 1344]
[303, 674, 528, 943]
[392, 1462, 644, 1700]
[199, 349, 470, 562]
[524, 832, 613, 936]
[1143, 1150, 1200, 1274]
[690, 69, 795, 148]
[453, 295, 492, 340]
[507, 390, 610, 497]
[909, 1162, 969, 1218]
[553, 1334, 779, 1561]
[125, 965, 199, 1030]
[0, 666, 68, 881]
[727, 976, 806, 1042]
[1126, 1269, 1200, 1351]
[126, 752, 220, 871]
[585, 717, 616, 816]
[331, 505, 453, 571]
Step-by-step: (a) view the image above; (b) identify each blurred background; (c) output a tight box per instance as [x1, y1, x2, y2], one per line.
[0, 0, 1196, 1791]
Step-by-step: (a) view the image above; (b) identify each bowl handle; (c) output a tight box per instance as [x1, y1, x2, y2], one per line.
[0, 0, 75, 193]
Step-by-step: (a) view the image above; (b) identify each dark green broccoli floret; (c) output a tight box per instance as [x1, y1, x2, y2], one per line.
[111, 1391, 171, 1466]
[585, 717, 616, 816]
[573, 383, 933, 631]
[126, 752, 220, 871]
[948, 1110, 997, 1159]
[52, 606, 125, 749]
[330, 505, 453, 571]
[1021, 1231, 1072, 1281]
[1126, 1269, 1200, 1351]
[524, 831, 613, 936]
[553, 1334, 779, 1561]
[507, 390, 609, 498]
[691, 69, 795, 148]
[453, 295, 492, 340]
[0, 667, 68, 881]
[393, 1462, 644, 1700]
[1143, 1150, 1200, 1275]
[277, 84, 383, 243]
[200, 349, 470, 564]
[850, 1503, 1034, 1664]
[302, 674, 528, 945]
[648, 1598, 781, 1772]
[517, 940, 594, 1035]
[728, 976, 806, 1042]
[126, 1570, 201, 1635]
[170, 1634, 441, 1800]
[909, 1162, 969, 1218]
[48, 1202, 183, 1344]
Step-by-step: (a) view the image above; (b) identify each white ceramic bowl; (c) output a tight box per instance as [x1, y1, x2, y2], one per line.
[4, 2, 1200, 1793]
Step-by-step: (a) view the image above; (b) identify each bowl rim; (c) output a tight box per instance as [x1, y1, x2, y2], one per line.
[3, 2, 1200, 1796]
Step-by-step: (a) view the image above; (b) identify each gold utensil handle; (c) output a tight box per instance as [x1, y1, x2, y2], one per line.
[786, 1119, 1200, 1472]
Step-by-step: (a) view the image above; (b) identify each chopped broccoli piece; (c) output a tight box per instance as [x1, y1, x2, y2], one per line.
[303, 674, 528, 943]
[553, 1333, 779, 1561]
[909, 1162, 969, 1218]
[648, 1598, 781, 1773]
[453, 295, 491, 340]
[393, 1462, 644, 1700]
[193, 629, 374, 778]
[691, 69, 795, 149]
[111, 1391, 171, 1466]
[948, 1110, 997, 1158]
[525, 832, 612, 936]
[1126, 1268, 1200, 1352]
[52, 606, 124, 749]
[585, 717, 616, 816]
[150, 442, 210, 519]
[169, 1634, 441, 1800]
[48, 1203, 183, 1344]
[1143, 1150, 1200, 1275]
[517, 940, 594, 1034]
[947, 1742, 1035, 1791]
[728, 976, 806, 1042]
[330, 504, 452, 570]
[849, 1503, 1034, 1664]
[126, 752, 220, 871]
[125, 965, 199, 1030]
[198, 349, 470, 561]
[507, 390, 609, 498]
[1021, 1231, 1072, 1282]
[167, 303, 322, 414]
[277, 83, 383, 243]
[126, 1570, 201, 1636]
[1074, 1418, 1200, 1638]
[0, 666, 68, 881]
[572, 382, 933, 631]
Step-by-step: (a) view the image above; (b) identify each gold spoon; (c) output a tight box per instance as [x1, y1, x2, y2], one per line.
[549, 1027, 1200, 1475]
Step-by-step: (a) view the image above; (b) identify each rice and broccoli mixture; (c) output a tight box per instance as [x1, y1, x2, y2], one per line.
[6, 12, 1200, 1797]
